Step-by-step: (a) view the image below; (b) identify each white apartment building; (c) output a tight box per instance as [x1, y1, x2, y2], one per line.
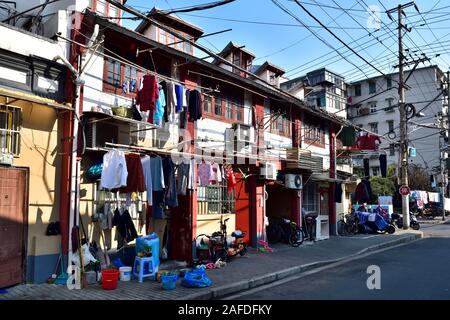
[347, 65, 447, 176]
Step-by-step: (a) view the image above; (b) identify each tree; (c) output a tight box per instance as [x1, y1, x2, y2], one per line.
[370, 176, 396, 203]
[407, 164, 432, 191]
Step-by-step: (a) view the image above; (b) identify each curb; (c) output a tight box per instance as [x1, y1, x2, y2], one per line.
[183, 232, 423, 300]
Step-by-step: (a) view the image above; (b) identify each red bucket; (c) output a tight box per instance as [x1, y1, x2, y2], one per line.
[101, 269, 120, 290]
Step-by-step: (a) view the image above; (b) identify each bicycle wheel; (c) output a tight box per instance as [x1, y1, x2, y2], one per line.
[289, 228, 304, 247]
[337, 219, 347, 236]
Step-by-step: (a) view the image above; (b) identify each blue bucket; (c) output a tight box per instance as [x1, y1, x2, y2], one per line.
[161, 274, 178, 290]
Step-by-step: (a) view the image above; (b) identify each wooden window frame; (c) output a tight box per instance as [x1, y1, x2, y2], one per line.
[103, 57, 142, 98]
[303, 123, 325, 148]
[202, 95, 244, 124]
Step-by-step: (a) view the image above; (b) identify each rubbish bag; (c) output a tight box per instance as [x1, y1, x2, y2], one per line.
[181, 266, 212, 288]
[72, 244, 98, 268]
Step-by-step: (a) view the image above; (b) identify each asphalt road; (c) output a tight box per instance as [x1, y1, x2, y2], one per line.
[232, 223, 450, 300]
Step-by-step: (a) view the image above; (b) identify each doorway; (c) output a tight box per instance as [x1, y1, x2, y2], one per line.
[0, 167, 28, 288]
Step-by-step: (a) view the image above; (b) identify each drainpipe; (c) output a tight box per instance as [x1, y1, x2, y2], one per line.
[54, 24, 99, 268]
[333, 125, 344, 234]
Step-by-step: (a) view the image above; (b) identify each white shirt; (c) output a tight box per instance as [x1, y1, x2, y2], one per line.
[100, 149, 128, 190]
[141, 155, 153, 206]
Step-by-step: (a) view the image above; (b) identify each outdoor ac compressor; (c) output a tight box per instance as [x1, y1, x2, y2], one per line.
[285, 174, 303, 189]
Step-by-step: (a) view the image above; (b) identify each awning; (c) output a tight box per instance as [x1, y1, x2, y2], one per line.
[0, 87, 73, 110]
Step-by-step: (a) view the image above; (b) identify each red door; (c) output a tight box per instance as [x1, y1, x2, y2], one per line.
[0, 167, 28, 288]
[235, 172, 250, 243]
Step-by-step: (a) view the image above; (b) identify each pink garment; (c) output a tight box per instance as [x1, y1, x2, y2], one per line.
[209, 162, 222, 185]
[197, 161, 211, 186]
[420, 191, 428, 204]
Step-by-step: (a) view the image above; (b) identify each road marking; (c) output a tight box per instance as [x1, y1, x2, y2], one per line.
[221, 238, 423, 300]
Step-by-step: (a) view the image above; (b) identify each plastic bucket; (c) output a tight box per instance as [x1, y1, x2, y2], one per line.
[161, 274, 178, 290]
[119, 267, 132, 281]
[101, 269, 119, 290]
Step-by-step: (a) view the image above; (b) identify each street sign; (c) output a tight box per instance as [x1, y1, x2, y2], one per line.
[399, 185, 410, 196]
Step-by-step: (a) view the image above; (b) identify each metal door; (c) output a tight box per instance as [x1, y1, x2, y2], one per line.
[0, 167, 28, 288]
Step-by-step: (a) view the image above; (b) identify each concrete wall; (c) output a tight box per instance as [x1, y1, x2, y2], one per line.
[348, 66, 444, 172]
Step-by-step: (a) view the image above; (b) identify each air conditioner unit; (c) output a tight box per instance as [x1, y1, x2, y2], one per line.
[285, 174, 303, 189]
[359, 107, 370, 115]
[260, 163, 277, 180]
[232, 123, 254, 143]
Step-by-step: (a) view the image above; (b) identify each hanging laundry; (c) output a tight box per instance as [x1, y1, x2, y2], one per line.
[165, 81, 176, 119]
[334, 182, 343, 203]
[119, 154, 146, 193]
[355, 181, 370, 203]
[209, 161, 222, 185]
[363, 158, 370, 177]
[357, 133, 381, 150]
[420, 191, 428, 205]
[198, 160, 211, 186]
[141, 155, 153, 206]
[136, 74, 159, 115]
[174, 84, 184, 113]
[100, 149, 128, 190]
[189, 158, 196, 190]
[122, 80, 129, 95]
[177, 160, 191, 196]
[100, 203, 114, 230]
[339, 126, 357, 147]
[149, 155, 165, 191]
[224, 165, 236, 194]
[379, 154, 387, 177]
[188, 89, 203, 121]
[162, 157, 178, 208]
[428, 192, 440, 203]
[112, 208, 138, 243]
[179, 106, 188, 129]
[131, 99, 142, 121]
[378, 196, 392, 205]
[129, 79, 137, 93]
[154, 84, 166, 126]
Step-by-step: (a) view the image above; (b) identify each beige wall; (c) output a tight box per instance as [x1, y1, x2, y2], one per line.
[196, 213, 235, 237]
[0, 98, 62, 257]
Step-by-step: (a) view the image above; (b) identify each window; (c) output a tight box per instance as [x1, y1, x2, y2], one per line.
[302, 183, 317, 213]
[246, 59, 252, 72]
[96, 0, 106, 15]
[176, 38, 184, 50]
[369, 122, 378, 134]
[389, 143, 395, 156]
[124, 65, 137, 92]
[387, 120, 394, 133]
[203, 95, 212, 113]
[185, 41, 192, 54]
[232, 51, 240, 74]
[159, 29, 167, 44]
[386, 77, 392, 89]
[109, 5, 118, 22]
[197, 182, 235, 215]
[106, 58, 121, 87]
[372, 167, 380, 176]
[369, 81, 376, 94]
[355, 105, 361, 116]
[167, 33, 175, 47]
[385, 98, 394, 112]
[214, 96, 223, 116]
[303, 123, 325, 145]
[225, 99, 233, 119]
[233, 99, 243, 121]
[0, 105, 21, 156]
[354, 84, 361, 96]
[370, 102, 377, 113]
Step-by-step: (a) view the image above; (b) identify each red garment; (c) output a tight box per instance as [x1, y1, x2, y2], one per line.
[226, 168, 236, 194]
[357, 133, 381, 150]
[136, 74, 159, 113]
[120, 154, 146, 193]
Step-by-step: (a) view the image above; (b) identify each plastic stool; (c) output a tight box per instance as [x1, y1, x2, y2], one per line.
[133, 256, 159, 283]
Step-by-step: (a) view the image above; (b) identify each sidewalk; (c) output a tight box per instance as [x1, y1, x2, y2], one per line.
[1, 230, 422, 300]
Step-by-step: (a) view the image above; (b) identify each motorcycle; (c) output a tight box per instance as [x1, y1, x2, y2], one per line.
[391, 212, 420, 230]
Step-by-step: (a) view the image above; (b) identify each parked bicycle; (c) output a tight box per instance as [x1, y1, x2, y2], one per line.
[266, 217, 304, 247]
[337, 212, 358, 236]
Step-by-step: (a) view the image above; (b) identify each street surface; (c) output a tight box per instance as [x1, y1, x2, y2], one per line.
[231, 222, 450, 300]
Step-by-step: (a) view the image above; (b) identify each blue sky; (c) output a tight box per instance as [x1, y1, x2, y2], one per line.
[123, 0, 450, 82]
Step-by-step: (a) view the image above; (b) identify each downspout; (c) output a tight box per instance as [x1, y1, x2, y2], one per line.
[54, 24, 99, 268]
[333, 125, 344, 234]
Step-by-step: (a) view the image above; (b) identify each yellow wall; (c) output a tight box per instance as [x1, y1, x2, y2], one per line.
[196, 213, 236, 237]
[0, 98, 62, 257]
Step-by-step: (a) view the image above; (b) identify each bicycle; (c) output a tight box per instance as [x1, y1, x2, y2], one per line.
[266, 217, 304, 247]
[337, 212, 358, 236]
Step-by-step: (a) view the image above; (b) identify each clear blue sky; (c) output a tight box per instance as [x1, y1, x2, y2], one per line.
[123, 0, 450, 82]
